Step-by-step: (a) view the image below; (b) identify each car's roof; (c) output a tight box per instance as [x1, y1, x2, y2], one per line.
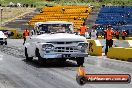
[35, 21, 73, 26]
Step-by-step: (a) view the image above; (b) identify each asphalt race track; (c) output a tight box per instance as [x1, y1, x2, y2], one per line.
[0, 39, 132, 88]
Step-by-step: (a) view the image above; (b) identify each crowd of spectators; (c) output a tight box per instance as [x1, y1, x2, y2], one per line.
[0, 2, 36, 8]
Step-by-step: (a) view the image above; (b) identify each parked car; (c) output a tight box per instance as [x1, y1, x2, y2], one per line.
[0, 31, 7, 45]
[24, 21, 89, 66]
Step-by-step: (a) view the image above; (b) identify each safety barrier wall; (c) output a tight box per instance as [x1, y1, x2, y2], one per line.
[99, 39, 132, 53]
[87, 39, 102, 56]
[107, 47, 132, 61]
[107, 40, 132, 61]
[0, 29, 17, 39]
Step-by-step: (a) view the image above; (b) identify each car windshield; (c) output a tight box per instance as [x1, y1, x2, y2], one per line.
[37, 23, 74, 33]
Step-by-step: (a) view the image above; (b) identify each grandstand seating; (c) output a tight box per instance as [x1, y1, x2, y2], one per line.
[95, 6, 132, 34]
[29, 5, 92, 31]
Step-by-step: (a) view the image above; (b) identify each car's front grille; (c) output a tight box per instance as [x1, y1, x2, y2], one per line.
[54, 47, 78, 52]
[47, 41, 83, 44]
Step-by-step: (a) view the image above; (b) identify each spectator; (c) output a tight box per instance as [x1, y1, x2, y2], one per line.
[126, 30, 129, 37]
[78, 23, 88, 37]
[26, 4, 29, 8]
[7, 31, 11, 38]
[105, 25, 114, 55]
[115, 29, 120, 39]
[31, 29, 35, 36]
[62, 8, 65, 13]
[85, 9, 88, 13]
[10, 32, 14, 37]
[31, 4, 33, 8]
[74, 17, 77, 20]
[127, 12, 131, 18]
[23, 4, 25, 7]
[89, 26, 98, 40]
[9, 2, 14, 7]
[122, 30, 127, 40]
[78, 17, 82, 20]
[17, 3, 21, 7]
[23, 28, 29, 45]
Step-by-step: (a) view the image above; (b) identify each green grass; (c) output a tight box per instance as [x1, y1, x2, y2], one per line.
[0, 0, 35, 4]
[1, 7, 35, 23]
[0, 0, 132, 8]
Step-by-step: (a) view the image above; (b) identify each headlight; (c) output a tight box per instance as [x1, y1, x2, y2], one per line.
[42, 44, 54, 51]
[77, 43, 88, 51]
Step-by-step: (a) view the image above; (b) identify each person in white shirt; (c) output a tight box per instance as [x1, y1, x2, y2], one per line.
[89, 26, 98, 40]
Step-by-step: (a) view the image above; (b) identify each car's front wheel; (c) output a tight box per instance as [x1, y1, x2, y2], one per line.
[25, 47, 33, 61]
[5, 41, 7, 45]
[76, 57, 84, 66]
[0, 42, 3, 45]
[36, 49, 46, 66]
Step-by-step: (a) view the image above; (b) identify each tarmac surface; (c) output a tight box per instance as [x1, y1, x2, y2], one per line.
[0, 39, 132, 88]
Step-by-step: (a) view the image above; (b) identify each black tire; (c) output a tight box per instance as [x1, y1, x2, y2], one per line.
[76, 57, 84, 66]
[5, 41, 7, 45]
[36, 49, 46, 66]
[1, 42, 3, 45]
[25, 48, 33, 61]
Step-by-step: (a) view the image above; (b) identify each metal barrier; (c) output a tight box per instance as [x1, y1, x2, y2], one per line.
[0, 29, 17, 39]
[87, 39, 102, 56]
[107, 47, 132, 61]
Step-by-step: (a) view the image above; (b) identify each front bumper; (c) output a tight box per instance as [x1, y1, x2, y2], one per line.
[0, 38, 6, 43]
[0, 41, 4, 44]
[42, 53, 88, 58]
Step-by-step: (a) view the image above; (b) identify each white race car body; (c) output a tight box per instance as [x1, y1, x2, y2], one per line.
[0, 31, 7, 45]
[25, 33, 88, 58]
[25, 21, 88, 65]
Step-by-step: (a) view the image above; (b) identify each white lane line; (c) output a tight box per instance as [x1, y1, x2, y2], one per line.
[0, 55, 3, 60]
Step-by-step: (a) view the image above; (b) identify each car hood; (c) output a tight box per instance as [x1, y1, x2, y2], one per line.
[35, 33, 87, 42]
[0, 32, 7, 38]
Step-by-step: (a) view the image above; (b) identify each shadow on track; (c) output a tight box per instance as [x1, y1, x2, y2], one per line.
[22, 59, 79, 68]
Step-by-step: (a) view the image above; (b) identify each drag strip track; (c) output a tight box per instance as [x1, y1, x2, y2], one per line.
[0, 39, 132, 88]
[0, 45, 25, 58]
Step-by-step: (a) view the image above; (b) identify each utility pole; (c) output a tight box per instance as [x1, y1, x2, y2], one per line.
[0, 8, 3, 27]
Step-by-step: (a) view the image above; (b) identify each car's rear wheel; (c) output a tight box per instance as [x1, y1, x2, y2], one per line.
[76, 57, 84, 66]
[36, 49, 46, 66]
[25, 47, 33, 61]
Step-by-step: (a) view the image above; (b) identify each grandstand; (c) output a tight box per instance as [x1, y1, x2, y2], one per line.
[29, 6, 92, 31]
[95, 6, 132, 34]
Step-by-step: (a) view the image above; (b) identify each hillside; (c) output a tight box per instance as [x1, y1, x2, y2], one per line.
[0, 0, 132, 7]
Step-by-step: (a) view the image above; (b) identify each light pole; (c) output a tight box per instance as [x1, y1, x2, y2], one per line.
[0, 8, 3, 26]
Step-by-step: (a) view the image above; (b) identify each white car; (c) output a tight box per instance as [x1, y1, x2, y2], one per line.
[0, 31, 7, 45]
[24, 21, 88, 66]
